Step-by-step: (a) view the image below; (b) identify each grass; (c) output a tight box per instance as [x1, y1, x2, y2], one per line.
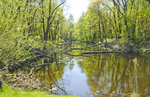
[131, 93, 139, 97]
[0, 85, 76, 97]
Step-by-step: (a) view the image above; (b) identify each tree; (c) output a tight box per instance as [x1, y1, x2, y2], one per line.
[0, 0, 68, 69]
[75, 0, 150, 45]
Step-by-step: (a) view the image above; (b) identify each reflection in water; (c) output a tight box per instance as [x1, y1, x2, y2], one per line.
[35, 58, 67, 94]
[36, 54, 150, 97]
[78, 54, 150, 97]
[62, 59, 92, 97]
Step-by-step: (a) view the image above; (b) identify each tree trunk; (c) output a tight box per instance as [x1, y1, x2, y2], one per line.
[98, 20, 101, 39]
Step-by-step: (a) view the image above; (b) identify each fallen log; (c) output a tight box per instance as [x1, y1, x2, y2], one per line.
[80, 51, 121, 54]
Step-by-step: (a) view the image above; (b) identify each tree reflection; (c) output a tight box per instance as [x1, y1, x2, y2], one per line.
[78, 54, 150, 97]
[35, 57, 66, 91]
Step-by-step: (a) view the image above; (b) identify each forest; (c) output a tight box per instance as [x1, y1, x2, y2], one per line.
[75, 0, 150, 45]
[0, 0, 150, 97]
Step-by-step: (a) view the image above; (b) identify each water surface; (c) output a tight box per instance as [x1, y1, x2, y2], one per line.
[36, 53, 150, 97]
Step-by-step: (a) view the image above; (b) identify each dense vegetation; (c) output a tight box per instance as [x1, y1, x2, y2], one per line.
[0, 0, 150, 70]
[75, 0, 150, 46]
[0, 0, 149, 96]
[0, 0, 74, 69]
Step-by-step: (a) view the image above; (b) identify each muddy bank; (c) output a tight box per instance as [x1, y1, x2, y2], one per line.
[0, 71, 60, 94]
[80, 42, 150, 55]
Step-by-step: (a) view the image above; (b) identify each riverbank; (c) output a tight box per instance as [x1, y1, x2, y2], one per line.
[0, 70, 70, 96]
[0, 41, 149, 97]
[81, 40, 150, 55]
[64, 41, 150, 57]
[0, 84, 76, 97]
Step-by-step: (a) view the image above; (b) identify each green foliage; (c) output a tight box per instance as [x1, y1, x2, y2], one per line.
[131, 93, 139, 97]
[0, 0, 69, 66]
[75, 0, 150, 45]
[61, 14, 75, 41]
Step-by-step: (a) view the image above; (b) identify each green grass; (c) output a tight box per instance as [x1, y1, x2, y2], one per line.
[131, 93, 139, 97]
[0, 85, 76, 97]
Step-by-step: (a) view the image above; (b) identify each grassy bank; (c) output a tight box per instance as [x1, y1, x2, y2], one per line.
[0, 85, 76, 97]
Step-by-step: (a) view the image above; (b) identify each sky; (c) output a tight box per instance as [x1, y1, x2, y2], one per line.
[64, 0, 90, 23]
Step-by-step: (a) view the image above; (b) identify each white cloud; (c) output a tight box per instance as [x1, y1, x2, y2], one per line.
[64, 0, 90, 23]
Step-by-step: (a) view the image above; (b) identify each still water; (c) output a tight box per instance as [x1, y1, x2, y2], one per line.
[36, 53, 150, 97]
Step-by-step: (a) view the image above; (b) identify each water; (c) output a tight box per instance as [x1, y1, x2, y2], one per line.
[62, 59, 92, 97]
[36, 53, 150, 97]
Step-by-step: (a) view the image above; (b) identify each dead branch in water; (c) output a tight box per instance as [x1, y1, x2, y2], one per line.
[80, 51, 121, 54]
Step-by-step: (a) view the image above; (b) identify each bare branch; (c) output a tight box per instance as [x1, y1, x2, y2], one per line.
[51, 0, 66, 16]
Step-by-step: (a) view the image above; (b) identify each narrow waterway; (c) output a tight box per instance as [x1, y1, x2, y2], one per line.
[62, 58, 92, 97]
[36, 52, 150, 97]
